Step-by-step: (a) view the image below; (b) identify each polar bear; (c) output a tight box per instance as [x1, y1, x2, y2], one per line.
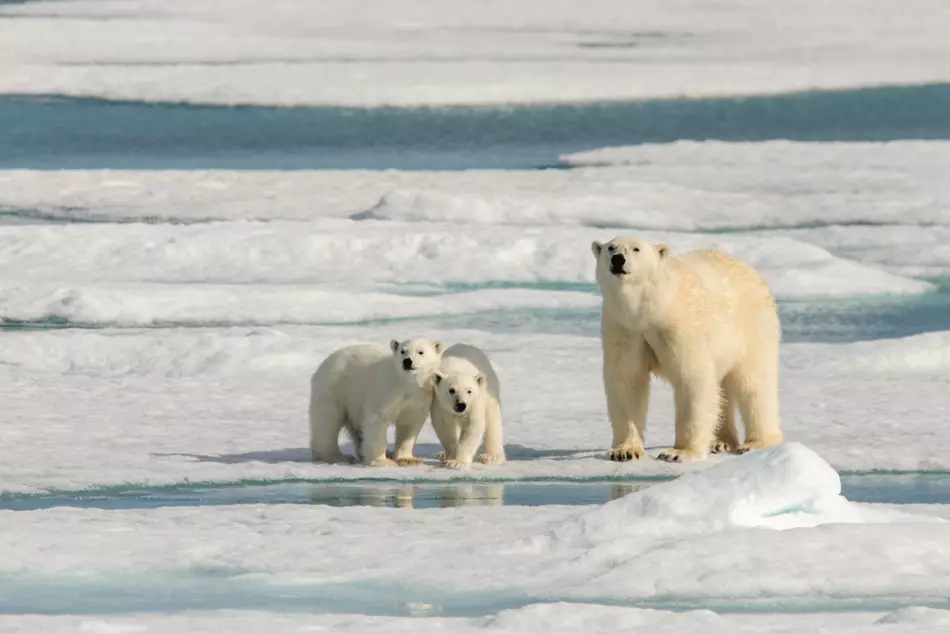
[591, 236, 784, 462]
[430, 343, 505, 469]
[309, 338, 443, 467]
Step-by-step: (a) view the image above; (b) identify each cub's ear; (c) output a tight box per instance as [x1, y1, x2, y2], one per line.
[591, 240, 604, 259]
[475, 373, 486, 386]
[434, 373, 443, 385]
[390, 339, 400, 353]
[656, 244, 670, 259]
[432, 341, 444, 355]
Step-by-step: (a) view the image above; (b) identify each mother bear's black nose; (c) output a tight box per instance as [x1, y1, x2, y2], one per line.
[611, 253, 626, 268]
[402, 358, 413, 370]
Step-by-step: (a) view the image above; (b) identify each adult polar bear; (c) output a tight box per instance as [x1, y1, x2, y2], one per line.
[591, 236, 784, 462]
[309, 339, 443, 467]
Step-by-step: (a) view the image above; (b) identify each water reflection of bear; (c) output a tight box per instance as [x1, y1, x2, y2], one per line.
[307, 482, 643, 508]
[307, 484, 506, 508]
[609, 483, 641, 501]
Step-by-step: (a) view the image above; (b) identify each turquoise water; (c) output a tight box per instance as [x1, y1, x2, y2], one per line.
[0, 573, 539, 617]
[2, 84, 949, 169]
[2, 572, 948, 617]
[4, 474, 949, 511]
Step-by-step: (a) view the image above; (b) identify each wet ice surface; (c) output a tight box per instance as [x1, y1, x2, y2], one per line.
[5, 474, 950, 511]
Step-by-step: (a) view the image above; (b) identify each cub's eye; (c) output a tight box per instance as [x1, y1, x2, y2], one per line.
[633, 247, 640, 252]
[400, 349, 406, 355]
[448, 388, 456, 395]
[607, 245, 615, 252]
[417, 350, 424, 355]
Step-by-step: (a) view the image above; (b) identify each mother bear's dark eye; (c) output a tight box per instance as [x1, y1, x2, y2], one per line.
[633, 247, 640, 252]
[417, 351, 424, 355]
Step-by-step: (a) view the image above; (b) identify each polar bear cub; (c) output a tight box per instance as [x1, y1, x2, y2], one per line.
[309, 338, 443, 467]
[591, 236, 784, 463]
[430, 343, 505, 469]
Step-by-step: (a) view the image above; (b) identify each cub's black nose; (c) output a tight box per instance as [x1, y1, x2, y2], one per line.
[610, 253, 626, 268]
[402, 358, 413, 370]
[453, 402, 467, 413]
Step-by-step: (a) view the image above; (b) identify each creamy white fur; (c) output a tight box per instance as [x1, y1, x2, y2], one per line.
[430, 343, 505, 469]
[592, 236, 785, 462]
[308, 339, 443, 467]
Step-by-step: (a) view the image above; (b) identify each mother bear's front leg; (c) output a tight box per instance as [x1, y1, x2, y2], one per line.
[657, 363, 720, 463]
[603, 336, 652, 462]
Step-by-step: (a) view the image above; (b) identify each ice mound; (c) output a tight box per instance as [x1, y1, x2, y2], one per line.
[0, 284, 599, 330]
[876, 607, 950, 625]
[360, 188, 678, 230]
[554, 443, 924, 546]
[785, 332, 950, 378]
[485, 603, 723, 631]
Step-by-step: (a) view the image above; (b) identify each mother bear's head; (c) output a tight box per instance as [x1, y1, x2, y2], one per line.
[591, 236, 669, 289]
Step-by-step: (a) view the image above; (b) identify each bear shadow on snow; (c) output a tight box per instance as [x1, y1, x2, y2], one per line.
[501, 444, 601, 461]
[154, 443, 448, 465]
[155, 443, 603, 465]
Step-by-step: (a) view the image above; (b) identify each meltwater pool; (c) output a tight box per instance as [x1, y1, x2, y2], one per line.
[4, 473, 950, 511]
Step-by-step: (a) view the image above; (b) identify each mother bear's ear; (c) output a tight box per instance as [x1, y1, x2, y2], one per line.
[591, 241, 604, 259]
[656, 244, 670, 259]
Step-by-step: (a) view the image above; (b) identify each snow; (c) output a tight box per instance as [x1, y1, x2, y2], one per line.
[1, 161, 948, 631]
[8, 608, 950, 634]
[2, 0, 950, 626]
[1, 444, 948, 634]
[877, 607, 950, 626]
[4, 139, 949, 232]
[1, 323, 949, 496]
[1, 1, 950, 106]
[554, 443, 901, 543]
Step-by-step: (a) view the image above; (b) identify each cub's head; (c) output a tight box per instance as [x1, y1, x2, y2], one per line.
[390, 338, 443, 379]
[591, 236, 669, 287]
[433, 366, 485, 416]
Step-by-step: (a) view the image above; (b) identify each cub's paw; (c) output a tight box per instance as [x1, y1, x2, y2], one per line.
[476, 452, 505, 465]
[710, 441, 735, 454]
[607, 445, 645, 462]
[442, 459, 471, 470]
[656, 448, 704, 463]
[396, 457, 423, 467]
[369, 457, 399, 468]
